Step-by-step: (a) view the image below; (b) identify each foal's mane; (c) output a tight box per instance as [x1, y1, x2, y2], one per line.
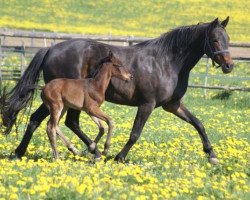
[135, 23, 209, 57]
[88, 55, 112, 78]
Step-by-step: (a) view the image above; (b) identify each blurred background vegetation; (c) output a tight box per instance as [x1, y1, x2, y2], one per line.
[0, 0, 250, 41]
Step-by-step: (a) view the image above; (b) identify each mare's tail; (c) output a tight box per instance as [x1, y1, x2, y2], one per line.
[0, 47, 49, 135]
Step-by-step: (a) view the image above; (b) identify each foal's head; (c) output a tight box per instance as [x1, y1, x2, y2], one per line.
[101, 51, 133, 81]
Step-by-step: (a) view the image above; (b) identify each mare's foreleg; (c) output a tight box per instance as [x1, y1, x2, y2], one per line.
[115, 102, 155, 162]
[162, 101, 218, 164]
[14, 103, 49, 159]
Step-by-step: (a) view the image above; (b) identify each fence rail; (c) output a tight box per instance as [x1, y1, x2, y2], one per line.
[0, 28, 250, 94]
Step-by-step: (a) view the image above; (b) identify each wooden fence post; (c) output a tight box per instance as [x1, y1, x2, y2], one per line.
[31, 30, 35, 47]
[21, 41, 26, 75]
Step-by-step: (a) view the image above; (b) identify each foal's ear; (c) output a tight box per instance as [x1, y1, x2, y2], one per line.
[210, 18, 219, 28]
[221, 16, 229, 28]
[108, 51, 114, 59]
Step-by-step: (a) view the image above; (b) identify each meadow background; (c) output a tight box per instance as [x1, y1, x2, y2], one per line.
[0, 0, 250, 200]
[0, 0, 250, 41]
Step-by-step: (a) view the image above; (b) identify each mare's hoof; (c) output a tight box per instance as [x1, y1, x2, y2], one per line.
[94, 151, 102, 160]
[9, 153, 21, 161]
[114, 154, 125, 163]
[89, 142, 96, 152]
[94, 156, 102, 162]
[93, 153, 102, 162]
[209, 157, 219, 165]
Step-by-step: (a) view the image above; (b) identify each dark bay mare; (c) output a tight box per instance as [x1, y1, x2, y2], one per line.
[1, 17, 234, 164]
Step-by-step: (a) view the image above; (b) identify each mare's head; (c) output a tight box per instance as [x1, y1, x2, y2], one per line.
[204, 16, 234, 73]
[102, 51, 133, 81]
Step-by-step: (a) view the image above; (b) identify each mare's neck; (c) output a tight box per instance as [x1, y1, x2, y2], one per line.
[178, 26, 207, 73]
[93, 65, 112, 96]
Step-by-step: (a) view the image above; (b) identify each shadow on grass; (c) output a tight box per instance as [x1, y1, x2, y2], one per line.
[212, 91, 232, 100]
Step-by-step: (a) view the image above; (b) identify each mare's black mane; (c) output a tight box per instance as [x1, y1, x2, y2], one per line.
[135, 23, 209, 57]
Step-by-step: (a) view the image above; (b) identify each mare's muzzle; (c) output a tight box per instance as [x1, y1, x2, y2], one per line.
[221, 62, 234, 74]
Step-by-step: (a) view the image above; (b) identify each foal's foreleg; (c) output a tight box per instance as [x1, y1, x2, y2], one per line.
[88, 107, 114, 155]
[162, 101, 218, 164]
[89, 116, 105, 152]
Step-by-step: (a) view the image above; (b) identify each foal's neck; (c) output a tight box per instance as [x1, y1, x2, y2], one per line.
[93, 64, 112, 95]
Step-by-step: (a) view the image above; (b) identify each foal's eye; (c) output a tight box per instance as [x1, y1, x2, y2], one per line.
[213, 39, 218, 43]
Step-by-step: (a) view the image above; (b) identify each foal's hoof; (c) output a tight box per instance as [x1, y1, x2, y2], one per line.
[89, 142, 96, 152]
[209, 157, 219, 165]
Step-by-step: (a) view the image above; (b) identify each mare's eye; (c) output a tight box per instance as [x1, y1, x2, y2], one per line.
[213, 39, 218, 43]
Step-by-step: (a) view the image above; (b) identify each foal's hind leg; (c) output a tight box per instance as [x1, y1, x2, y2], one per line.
[162, 101, 218, 164]
[89, 116, 105, 152]
[87, 106, 114, 156]
[56, 127, 81, 156]
[56, 108, 80, 156]
[47, 120, 59, 160]
[46, 103, 63, 160]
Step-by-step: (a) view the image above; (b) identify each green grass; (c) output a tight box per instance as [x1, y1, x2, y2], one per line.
[0, 0, 250, 41]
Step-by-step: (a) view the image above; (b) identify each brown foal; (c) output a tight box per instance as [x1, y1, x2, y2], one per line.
[41, 51, 133, 160]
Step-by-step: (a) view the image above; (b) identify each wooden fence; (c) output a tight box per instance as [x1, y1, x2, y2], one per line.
[0, 28, 250, 94]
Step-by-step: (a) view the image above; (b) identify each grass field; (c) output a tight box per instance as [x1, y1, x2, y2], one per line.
[0, 1, 250, 199]
[0, 87, 249, 199]
[0, 0, 250, 42]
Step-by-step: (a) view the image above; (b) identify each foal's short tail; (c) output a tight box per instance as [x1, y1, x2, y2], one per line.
[0, 47, 50, 135]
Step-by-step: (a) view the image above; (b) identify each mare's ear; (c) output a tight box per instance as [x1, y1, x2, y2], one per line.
[221, 16, 229, 28]
[108, 50, 114, 59]
[210, 18, 219, 29]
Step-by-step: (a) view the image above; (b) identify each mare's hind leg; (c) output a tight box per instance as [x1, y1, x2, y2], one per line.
[89, 116, 105, 152]
[115, 102, 155, 162]
[87, 106, 114, 156]
[162, 101, 218, 164]
[14, 103, 49, 158]
[65, 109, 102, 159]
